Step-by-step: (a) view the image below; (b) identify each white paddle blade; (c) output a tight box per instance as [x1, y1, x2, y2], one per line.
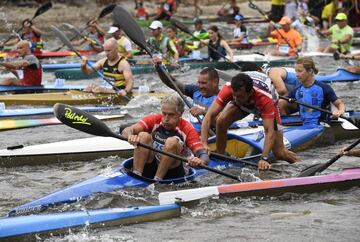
[159, 186, 219, 205]
[338, 117, 358, 130]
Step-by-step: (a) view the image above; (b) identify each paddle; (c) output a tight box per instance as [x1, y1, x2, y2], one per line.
[1, 1, 52, 46]
[62, 23, 101, 46]
[52, 4, 116, 51]
[247, 0, 296, 54]
[279, 95, 358, 128]
[54, 103, 241, 181]
[112, 6, 209, 127]
[298, 138, 360, 177]
[51, 25, 129, 100]
[169, 17, 241, 69]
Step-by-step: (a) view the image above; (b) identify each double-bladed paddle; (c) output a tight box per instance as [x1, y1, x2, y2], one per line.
[52, 4, 116, 51]
[279, 95, 358, 129]
[51, 25, 129, 101]
[53, 103, 241, 181]
[1, 1, 53, 47]
[169, 17, 241, 69]
[247, 0, 296, 54]
[111, 6, 209, 129]
[298, 138, 360, 177]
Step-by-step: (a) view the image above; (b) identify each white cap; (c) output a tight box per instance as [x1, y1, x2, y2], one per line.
[149, 20, 163, 30]
[107, 26, 119, 34]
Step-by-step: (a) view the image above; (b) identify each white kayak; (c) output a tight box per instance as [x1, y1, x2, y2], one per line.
[0, 136, 134, 166]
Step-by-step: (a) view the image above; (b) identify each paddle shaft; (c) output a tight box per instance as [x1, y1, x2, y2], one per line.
[248, 0, 294, 50]
[321, 139, 360, 171]
[114, 133, 240, 181]
[279, 95, 352, 124]
[210, 152, 281, 173]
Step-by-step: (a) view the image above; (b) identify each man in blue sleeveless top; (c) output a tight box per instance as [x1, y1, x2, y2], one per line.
[287, 57, 345, 125]
[154, 57, 219, 132]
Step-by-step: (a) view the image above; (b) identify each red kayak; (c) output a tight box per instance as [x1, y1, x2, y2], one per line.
[0, 50, 98, 59]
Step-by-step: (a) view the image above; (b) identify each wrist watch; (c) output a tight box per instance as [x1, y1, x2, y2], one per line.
[261, 156, 269, 162]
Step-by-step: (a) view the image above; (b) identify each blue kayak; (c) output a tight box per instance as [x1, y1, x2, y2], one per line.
[0, 105, 120, 118]
[0, 204, 180, 240]
[8, 124, 324, 217]
[0, 84, 86, 93]
[315, 68, 360, 83]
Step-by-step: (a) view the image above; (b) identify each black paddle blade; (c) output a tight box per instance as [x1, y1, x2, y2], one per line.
[112, 6, 152, 54]
[33, 1, 53, 19]
[298, 138, 360, 177]
[53, 103, 120, 139]
[98, 4, 117, 19]
[170, 17, 191, 35]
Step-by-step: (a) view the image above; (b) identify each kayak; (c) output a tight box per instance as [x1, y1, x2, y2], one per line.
[0, 204, 180, 240]
[159, 167, 360, 205]
[0, 90, 167, 106]
[315, 68, 360, 83]
[0, 105, 121, 118]
[0, 114, 125, 131]
[8, 124, 323, 216]
[53, 54, 296, 80]
[301, 49, 360, 58]
[0, 84, 86, 93]
[0, 50, 98, 59]
[0, 137, 134, 166]
[229, 37, 278, 49]
[1, 112, 358, 166]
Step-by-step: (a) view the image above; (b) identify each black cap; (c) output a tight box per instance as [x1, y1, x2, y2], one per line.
[194, 18, 203, 24]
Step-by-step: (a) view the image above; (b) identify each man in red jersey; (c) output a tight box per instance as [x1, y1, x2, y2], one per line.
[201, 72, 299, 170]
[0, 40, 42, 86]
[122, 94, 209, 180]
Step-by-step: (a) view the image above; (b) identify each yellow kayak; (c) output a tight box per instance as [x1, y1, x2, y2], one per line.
[0, 90, 167, 106]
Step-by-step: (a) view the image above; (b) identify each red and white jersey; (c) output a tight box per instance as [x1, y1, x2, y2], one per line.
[215, 71, 280, 122]
[139, 113, 204, 155]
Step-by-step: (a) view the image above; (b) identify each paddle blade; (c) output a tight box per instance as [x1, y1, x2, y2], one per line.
[170, 17, 191, 35]
[98, 4, 116, 19]
[53, 103, 120, 139]
[33, 1, 53, 19]
[51, 25, 76, 51]
[112, 6, 152, 54]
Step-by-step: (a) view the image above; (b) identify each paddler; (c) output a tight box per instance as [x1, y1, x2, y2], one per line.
[265, 16, 302, 57]
[0, 19, 45, 53]
[72, 19, 105, 53]
[154, 55, 220, 132]
[80, 38, 134, 97]
[0, 40, 42, 86]
[201, 71, 300, 170]
[202, 25, 234, 62]
[227, 15, 249, 46]
[121, 94, 209, 180]
[147, 20, 179, 66]
[154, 0, 177, 21]
[165, 25, 187, 57]
[107, 25, 133, 58]
[278, 57, 345, 124]
[339, 53, 360, 74]
[318, 13, 353, 54]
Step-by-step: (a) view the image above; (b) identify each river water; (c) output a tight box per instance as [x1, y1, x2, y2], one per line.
[0, 17, 360, 242]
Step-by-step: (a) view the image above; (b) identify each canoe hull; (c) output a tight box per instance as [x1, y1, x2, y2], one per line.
[0, 204, 180, 240]
[159, 168, 360, 204]
[0, 137, 134, 166]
